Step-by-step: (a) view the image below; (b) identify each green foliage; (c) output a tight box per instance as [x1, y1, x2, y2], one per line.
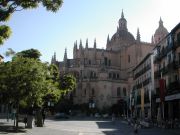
[60, 74, 76, 93]
[42, 0, 63, 12]
[14, 48, 42, 60]
[0, 57, 61, 107]
[48, 64, 60, 82]
[0, 25, 11, 45]
[0, 8, 12, 21]
[0, 0, 63, 45]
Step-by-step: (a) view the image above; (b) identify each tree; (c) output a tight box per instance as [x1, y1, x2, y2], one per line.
[56, 74, 76, 113]
[60, 74, 76, 94]
[0, 0, 63, 45]
[14, 48, 41, 60]
[0, 57, 61, 129]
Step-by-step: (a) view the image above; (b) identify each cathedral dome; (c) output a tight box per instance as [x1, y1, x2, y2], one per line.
[110, 11, 135, 47]
[155, 22, 168, 36]
[154, 18, 168, 44]
[111, 30, 135, 45]
[106, 10, 136, 51]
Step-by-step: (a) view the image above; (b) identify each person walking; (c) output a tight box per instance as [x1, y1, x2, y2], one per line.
[112, 113, 115, 124]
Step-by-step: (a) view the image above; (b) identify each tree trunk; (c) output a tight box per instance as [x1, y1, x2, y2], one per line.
[15, 103, 19, 131]
[36, 109, 43, 127]
[27, 115, 33, 128]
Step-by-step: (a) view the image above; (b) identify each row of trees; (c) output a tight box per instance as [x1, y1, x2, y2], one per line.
[0, 49, 76, 129]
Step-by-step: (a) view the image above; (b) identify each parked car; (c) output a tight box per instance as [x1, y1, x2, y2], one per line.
[54, 113, 69, 119]
[95, 113, 101, 118]
[102, 113, 109, 118]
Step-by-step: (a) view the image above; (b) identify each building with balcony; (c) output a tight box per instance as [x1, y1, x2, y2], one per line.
[154, 22, 180, 121]
[131, 52, 155, 119]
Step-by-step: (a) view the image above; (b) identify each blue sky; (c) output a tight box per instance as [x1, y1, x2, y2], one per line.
[0, 0, 180, 62]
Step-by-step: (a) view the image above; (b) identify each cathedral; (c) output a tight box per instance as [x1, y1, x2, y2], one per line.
[52, 11, 168, 113]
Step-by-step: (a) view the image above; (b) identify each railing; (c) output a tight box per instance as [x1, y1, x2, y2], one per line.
[134, 64, 151, 79]
[154, 61, 180, 79]
[143, 78, 151, 86]
[154, 46, 172, 62]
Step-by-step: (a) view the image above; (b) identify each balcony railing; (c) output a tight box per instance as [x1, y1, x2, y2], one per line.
[154, 46, 172, 62]
[154, 61, 180, 79]
[143, 78, 151, 86]
[134, 64, 151, 79]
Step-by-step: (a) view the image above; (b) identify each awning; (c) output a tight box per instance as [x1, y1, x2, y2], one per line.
[156, 93, 180, 102]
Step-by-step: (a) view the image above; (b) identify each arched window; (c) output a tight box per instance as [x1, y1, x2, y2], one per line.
[123, 87, 126, 96]
[117, 87, 121, 97]
[117, 74, 119, 79]
[128, 55, 130, 63]
[84, 89, 86, 96]
[108, 60, 111, 66]
[109, 73, 112, 78]
[92, 88, 95, 96]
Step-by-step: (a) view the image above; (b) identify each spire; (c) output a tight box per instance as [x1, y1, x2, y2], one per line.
[86, 38, 88, 48]
[54, 52, 56, 61]
[118, 9, 127, 31]
[159, 17, 163, 27]
[73, 41, 77, 51]
[136, 28, 141, 42]
[63, 48, 67, 62]
[79, 39, 83, 49]
[107, 34, 110, 43]
[121, 9, 124, 18]
[94, 38, 96, 48]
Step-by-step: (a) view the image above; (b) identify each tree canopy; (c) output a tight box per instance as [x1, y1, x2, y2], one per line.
[0, 0, 63, 45]
[60, 74, 76, 93]
[14, 48, 42, 60]
[0, 57, 61, 107]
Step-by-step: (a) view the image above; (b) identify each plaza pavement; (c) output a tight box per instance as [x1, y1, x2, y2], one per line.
[0, 117, 180, 135]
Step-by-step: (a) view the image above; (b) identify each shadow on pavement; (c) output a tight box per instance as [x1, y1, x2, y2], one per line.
[48, 116, 112, 122]
[0, 122, 27, 134]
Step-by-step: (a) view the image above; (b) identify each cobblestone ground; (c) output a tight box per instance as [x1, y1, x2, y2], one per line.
[1, 117, 180, 135]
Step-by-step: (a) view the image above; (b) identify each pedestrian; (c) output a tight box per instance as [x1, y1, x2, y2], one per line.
[134, 121, 138, 134]
[112, 113, 115, 124]
[24, 115, 27, 128]
[133, 117, 139, 134]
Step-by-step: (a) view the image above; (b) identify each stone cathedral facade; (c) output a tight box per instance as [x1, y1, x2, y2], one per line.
[52, 11, 168, 112]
